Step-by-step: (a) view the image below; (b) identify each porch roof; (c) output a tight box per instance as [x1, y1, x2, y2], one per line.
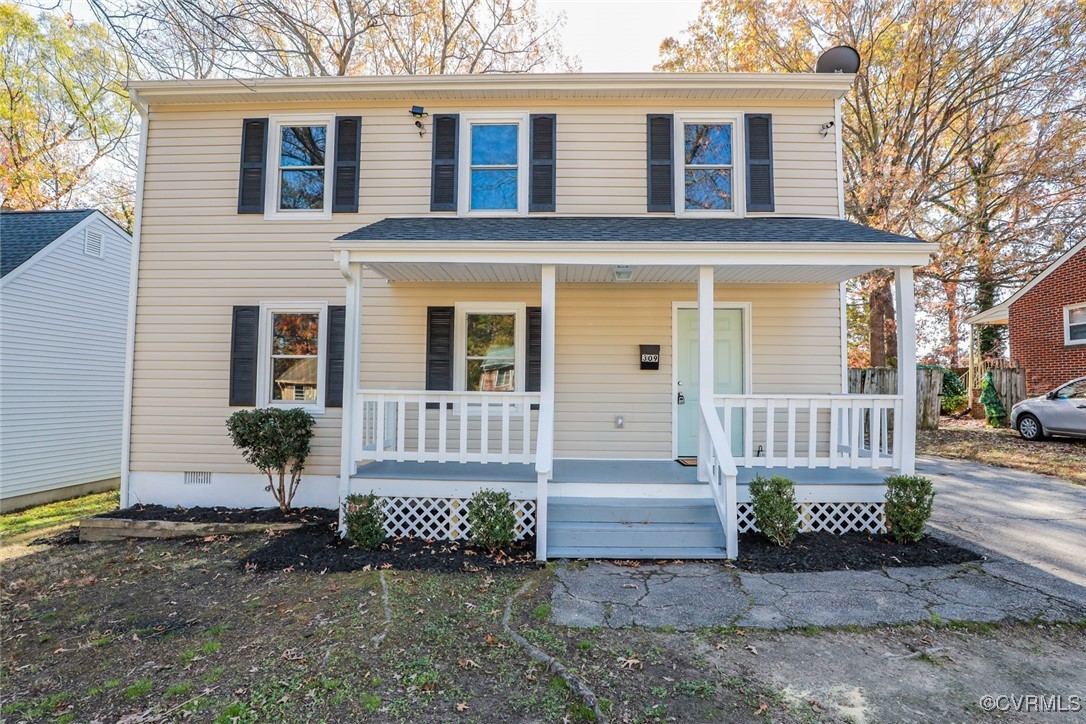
[336, 216, 923, 245]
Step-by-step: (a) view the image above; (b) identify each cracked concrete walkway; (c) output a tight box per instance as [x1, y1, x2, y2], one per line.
[551, 547, 1086, 630]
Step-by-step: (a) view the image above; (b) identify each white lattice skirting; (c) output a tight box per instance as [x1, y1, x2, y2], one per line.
[737, 502, 886, 534]
[375, 496, 537, 541]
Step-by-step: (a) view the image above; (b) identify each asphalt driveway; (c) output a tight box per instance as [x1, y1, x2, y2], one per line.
[920, 456, 1086, 590]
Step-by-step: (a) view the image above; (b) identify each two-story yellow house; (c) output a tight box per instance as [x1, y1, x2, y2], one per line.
[122, 71, 932, 560]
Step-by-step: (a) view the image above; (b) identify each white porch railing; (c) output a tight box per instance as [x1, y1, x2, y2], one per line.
[700, 399, 738, 558]
[355, 390, 540, 465]
[714, 394, 903, 470]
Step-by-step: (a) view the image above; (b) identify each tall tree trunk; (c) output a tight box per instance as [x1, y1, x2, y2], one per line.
[869, 276, 896, 367]
[943, 280, 960, 362]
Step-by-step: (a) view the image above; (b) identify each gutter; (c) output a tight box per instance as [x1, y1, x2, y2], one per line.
[119, 88, 149, 508]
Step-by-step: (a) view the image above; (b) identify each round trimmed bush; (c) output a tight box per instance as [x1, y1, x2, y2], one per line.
[467, 489, 517, 552]
[343, 492, 386, 550]
[884, 475, 935, 543]
[749, 474, 799, 547]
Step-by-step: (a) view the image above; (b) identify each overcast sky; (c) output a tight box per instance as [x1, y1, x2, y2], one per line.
[539, 0, 701, 71]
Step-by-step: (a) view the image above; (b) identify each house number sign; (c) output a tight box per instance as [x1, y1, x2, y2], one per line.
[639, 345, 661, 370]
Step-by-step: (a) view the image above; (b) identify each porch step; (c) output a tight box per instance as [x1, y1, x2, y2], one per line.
[546, 497, 726, 559]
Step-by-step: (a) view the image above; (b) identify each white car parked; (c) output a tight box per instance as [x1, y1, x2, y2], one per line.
[1010, 376, 1086, 441]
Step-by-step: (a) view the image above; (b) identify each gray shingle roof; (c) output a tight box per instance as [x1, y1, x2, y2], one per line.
[1, 209, 95, 278]
[336, 217, 923, 244]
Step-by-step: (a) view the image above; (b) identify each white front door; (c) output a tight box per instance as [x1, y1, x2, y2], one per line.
[675, 308, 745, 457]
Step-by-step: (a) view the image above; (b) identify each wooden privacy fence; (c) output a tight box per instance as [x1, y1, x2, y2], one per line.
[848, 367, 944, 430]
[987, 367, 1028, 413]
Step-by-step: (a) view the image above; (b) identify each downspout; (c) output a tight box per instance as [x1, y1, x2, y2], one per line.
[119, 89, 150, 508]
[834, 97, 845, 220]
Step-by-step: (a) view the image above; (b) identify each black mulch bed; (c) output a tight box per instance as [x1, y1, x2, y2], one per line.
[241, 523, 538, 573]
[30, 527, 81, 547]
[95, 505, 337, 525]
[732, 531, 983, 573]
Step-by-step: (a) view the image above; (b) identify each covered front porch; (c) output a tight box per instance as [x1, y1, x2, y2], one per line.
[331, 217, 931, 560]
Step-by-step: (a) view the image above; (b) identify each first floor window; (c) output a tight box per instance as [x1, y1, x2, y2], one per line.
[1066, 304, 1086, 344]
[683, 121, 734, 211]
[260, 304, 327, 409]
[456, 305, 525, 392]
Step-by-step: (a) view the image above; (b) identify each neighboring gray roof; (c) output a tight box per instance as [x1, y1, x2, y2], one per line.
[336, 217, 924, 244]
[1, 209, 96, 277]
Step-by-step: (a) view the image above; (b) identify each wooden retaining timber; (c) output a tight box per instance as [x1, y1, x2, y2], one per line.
[79, 518, 304, 542]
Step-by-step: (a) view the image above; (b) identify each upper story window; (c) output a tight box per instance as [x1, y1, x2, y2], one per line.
[266, 115, 335, 220]
[673, 112, 745, 217]
[459, 113, 529, 215]
[1066, 303, 1086, 345]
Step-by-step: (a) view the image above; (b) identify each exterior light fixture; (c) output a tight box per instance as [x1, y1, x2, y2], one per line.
[819, 120, 835, 138]
[612, 265, 634, 282]
[410, 105, 428, 136]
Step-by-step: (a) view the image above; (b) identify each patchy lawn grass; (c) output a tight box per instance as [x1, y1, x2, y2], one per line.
[2, 500, 1084, 722]
[918, 417, 1086, 485]
[0, 490, 119, 561]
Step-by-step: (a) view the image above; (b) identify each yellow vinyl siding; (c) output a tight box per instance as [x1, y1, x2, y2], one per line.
[129, 96, 843, 475]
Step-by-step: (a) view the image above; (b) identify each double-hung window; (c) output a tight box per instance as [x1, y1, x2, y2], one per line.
[675, 113, 743, 215]
[454, 304, 526, 393]
[266, 115, 335, 219]
[257, 302, 328, 410]
[1066, 303, 1086, 345]
[459, 114, 529, 215]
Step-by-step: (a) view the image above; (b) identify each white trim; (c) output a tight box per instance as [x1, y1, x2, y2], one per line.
[338, 258, 363, 524]
[263, 113, 336, 221]
[670, 300, 753, 459]
[333, 240, 934, 268]
[457, 111, 530, 216]
[834, 97, 845, 219]
[1065, 302, 1086, 346]
[452, 302, 527, 395]
[256, 301, 329, 412]
[839, 280, 848, 393]
[121, 92, 150, 508]
[673, 112, 745, 218]
[965, 239, 1086, 325]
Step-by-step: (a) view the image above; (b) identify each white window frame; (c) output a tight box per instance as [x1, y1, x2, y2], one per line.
[674, 112, 745, 218]
[256, 301, 329, 412]
[264, 114, 336, 221]
[457, 112, 530, 217]
[453, 302, 528, 396]
[1065, 302, 1086, 346]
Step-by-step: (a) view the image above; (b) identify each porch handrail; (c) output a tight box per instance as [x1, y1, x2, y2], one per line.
[712, 393, 903, 470]
[700, 399, 738, 559]
[356, 390, 540, 465]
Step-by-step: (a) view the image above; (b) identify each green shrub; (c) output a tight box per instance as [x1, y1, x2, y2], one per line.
[919, 364, 967, 414]
[344, 492, 386, 549]
[467, 489, 517, 552]
[979, 370, 1007, 427]
[749, 474, 799, 547]
[884, 475, 935, 543]
[225, 407, 315, 511]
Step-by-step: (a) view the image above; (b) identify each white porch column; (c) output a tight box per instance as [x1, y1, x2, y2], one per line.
[536, 264, 556, 561]
[895, 266, 917, 474]
[337, 258, 364, 533]
[697, 265, 715, 483]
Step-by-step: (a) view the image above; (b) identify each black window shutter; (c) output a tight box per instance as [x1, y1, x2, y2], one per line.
[430, 114, 459, 211]
[745, 113, 775, 212]
[325, 305, 347, 407]
[238, 119, 268, 214]
[229, 306, 260, 406]
[425, 307, 455, 409]
[526, 307, 542, 395]
[529, 115, 556, 212]
[332, 117, 361, 213]
[646, 114, 674, 212]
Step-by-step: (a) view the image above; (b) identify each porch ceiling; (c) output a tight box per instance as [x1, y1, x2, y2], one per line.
[365, 262, 883, 284]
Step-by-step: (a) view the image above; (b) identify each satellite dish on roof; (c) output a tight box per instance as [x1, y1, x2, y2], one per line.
[815, 46, 861, 74]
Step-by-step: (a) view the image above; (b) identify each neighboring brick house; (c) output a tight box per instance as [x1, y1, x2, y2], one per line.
[967, 240, 1086, 395]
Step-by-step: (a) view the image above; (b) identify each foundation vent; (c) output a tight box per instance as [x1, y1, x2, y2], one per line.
[183, 471, 213, 485]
